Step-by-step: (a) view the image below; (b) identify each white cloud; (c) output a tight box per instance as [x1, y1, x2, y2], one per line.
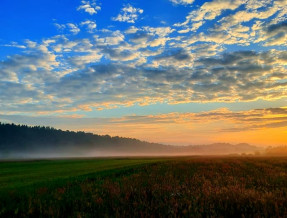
[245, 0, 272, 10]
[104, 31, 125, 45]
[220, 4, 279, 27]
[170, 0, 194, 5]
[255, 21, 287, 46]
[77, 0, 101, 15]
[112, 4, 143, 23]
[143, 26, 175, 37]
[54, 23, 80, 35]
[211, 0, 287, 46]
[68, 51, 103, 68]
[177, 21, 203, 33]
[0, 42, 26, 49]
[175, 0, 245, 31]
[1, 0, 287, 115]
[25, 40, 37, 48]
[67, 23, 80, 34]
[54, 23, 66, 30]
[81, 20, 97, 32]
[125, 26, 139, 34]
[1, 29, 287, 114]
[149, 38, 169, 47]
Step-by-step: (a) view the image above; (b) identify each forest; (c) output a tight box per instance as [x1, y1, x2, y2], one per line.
[0, 122, 171, 157]
[1, 122, 285, 158]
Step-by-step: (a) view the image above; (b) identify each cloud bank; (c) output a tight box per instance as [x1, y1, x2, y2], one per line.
[0, 0, 286, 145]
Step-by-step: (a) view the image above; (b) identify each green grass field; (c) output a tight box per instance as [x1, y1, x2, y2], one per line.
[1, 157, 287, 217]
[0, 158, 164, 191]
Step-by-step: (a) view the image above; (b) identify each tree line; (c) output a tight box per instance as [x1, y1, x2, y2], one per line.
[0, 122, 163, 153]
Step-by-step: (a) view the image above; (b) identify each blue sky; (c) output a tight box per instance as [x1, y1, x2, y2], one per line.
[0, 0, 287, 145]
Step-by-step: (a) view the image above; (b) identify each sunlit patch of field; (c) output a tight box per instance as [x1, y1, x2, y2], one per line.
[1, 157, 287, 217]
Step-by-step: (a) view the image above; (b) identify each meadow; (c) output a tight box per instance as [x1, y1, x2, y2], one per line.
[1, 157, 287, 217]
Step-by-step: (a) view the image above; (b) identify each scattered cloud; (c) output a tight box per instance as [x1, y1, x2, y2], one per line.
[2, 106, 287, 145]
[81, 20, 97, 32]
[1, 0, 287, 147]
[54, 23, 80, 35]
[66, 23, 80, 34]
[245, 0, 273, 10]
[169, 0, 194, 5]
[175, 0, 244, 32]
[112, 4, 143, 23]
[0, 42, 26, 49]
[199, 0, 287, 46]
[54, 23, 66, 31]
[1, 0, 287, 119]
[1, 33, 286, 114]
[259, 21, 287, 46]
[77, 0, 101, 15]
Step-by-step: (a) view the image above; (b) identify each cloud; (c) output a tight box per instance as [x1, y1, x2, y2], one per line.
[245, 0, 273, 10]
[219, 3, 280, 29]
[0, 81, 42, 104]
[204, 0, 287, 46]
[66, 23, 80, 34]
[267, 21, 287, 33]
[125, 26, 139, 34]
[248, 20, 287, 46]
[101, 30, 125, 45]
[143, 27, 174, 37]
[67, 51, 102, 68]
[263, 21, 287, 46]
[0, 45, 59, 80]
[174, 0, 286, 42]
[112, 4, 143, 23]
[128, 31, 151, 44]
[1, 106, 287, 146]
[133, 27, 174, 47]
[0, 42, 26, 49]
[80, 20, 97, 32]
[1, 0, 287, 146]
[1, 1, 287, 114]
[1, 29, 287, 114]
[175, 0, 244, 31]
[77, 0, 101, 15]
[149, 38, 169, 47]
[105, 106, 287, 133]
[46, 49, 286, 109]
[54, 23, 66, 31]
[54, 23, 80, 35]
[170, 0, 194, 5]
[151, 48, 193, 67]
[123, 26, 174, 50]
[0, 41, 63, 113]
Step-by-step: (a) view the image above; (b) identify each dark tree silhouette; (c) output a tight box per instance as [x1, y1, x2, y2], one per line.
[0, 122, 262, 158]
[0, 122, 169, 156]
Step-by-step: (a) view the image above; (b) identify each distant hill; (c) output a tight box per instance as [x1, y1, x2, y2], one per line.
[0, 122, 263, 158]
[265, 146, 287, 156]
[181, 143, 262, 155]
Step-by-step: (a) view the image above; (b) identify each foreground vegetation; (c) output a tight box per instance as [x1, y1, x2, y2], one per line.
[1, 157, 287, 217]
[0, 158, 163, 190]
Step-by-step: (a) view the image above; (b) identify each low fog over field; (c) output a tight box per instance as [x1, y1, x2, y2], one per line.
[1, 123, 275, 159]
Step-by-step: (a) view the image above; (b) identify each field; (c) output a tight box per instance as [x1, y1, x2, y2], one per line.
[1, 157, 287, 217]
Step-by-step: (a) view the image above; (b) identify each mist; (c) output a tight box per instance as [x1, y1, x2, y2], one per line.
[3, 122, 287, 160]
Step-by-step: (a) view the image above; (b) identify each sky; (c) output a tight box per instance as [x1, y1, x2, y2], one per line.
[0, 0, 287, 146]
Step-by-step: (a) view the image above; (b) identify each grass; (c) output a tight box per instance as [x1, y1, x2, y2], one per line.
[1, 156, 287, 217]
[0, 158, 164, 190]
